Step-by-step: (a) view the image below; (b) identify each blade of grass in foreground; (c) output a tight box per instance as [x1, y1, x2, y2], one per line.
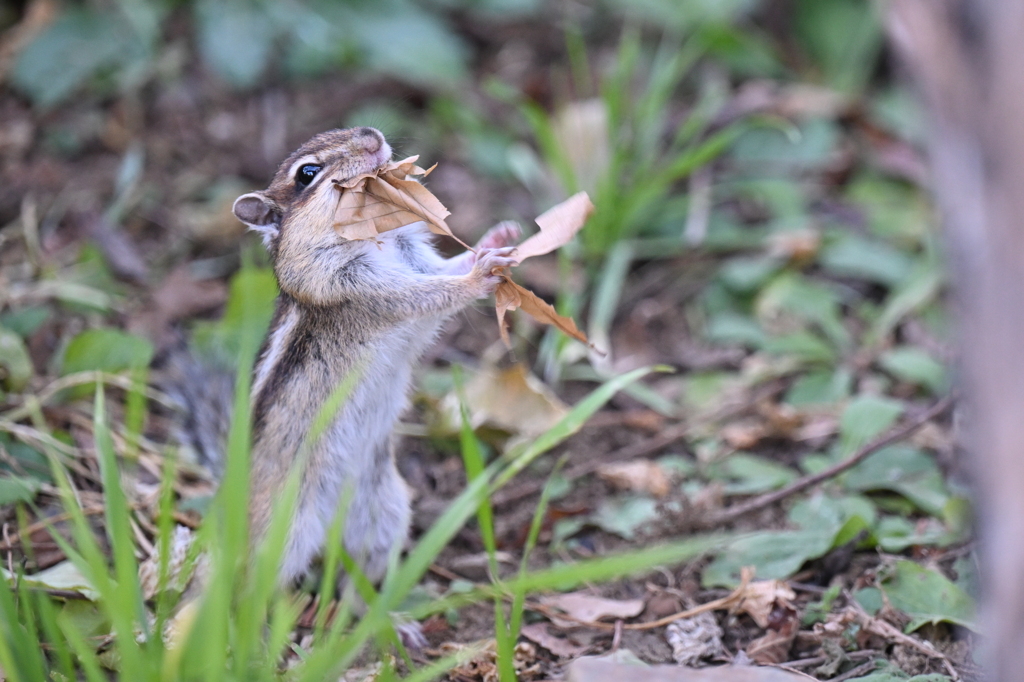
[406, 533, 735, 622]
[456, 371, 515, 682]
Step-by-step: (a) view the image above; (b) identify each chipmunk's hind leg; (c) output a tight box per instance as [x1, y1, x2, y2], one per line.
[341, 438, 412, 584]
[335, 439, 425, 648]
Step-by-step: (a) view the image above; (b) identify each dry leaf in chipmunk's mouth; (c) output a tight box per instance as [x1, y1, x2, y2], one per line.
[332, 155, 469, 247]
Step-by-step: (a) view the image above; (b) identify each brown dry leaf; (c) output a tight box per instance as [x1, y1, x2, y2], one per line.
[597, 460, 671, 497]
[451, 363, 569, 438]
[721, 420, 769, 450]
[552, 101, 610, 195]
[332, 156, 468, 247]
[746, 602, 799, 665]
[493, 192, 596, 349]
[746, 628, 795, 665]
[495, 275, 591, 348]
[519, 622, 588, 659]
[767, 229, 821, 263]
[733, 579, 796, 629]
[540, 592, 645, 627]
[514, 191, 595, 261]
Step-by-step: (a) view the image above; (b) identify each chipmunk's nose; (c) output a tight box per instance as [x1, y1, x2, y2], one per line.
[354, 127, 385, 154]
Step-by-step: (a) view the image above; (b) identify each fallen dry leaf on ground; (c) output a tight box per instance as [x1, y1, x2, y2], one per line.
[745, 605, 799, 665]
[731, 579, 796, 629]
[519, 622, 589, 658]
[446, 363, 568, 438]
[332, 156, 467, 247]
[597, 460, 672, 497]
[540, 591, 645, 627]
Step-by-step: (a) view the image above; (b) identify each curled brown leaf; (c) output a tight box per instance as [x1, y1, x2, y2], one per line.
[332, 155, 469, 247]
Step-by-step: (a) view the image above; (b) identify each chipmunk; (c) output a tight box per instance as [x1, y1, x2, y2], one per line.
[169, 127, 519, 603]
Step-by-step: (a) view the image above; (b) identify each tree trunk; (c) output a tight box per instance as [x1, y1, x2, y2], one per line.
[888, 1, 1024, 678]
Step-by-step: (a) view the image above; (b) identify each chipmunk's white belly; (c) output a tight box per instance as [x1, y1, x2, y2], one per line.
[280, 316, 442, 583]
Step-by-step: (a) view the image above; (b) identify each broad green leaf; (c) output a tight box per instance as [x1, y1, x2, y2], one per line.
[2, 561, 98, 601]
[870, 264, 942, 343]
[878, 347, 947, 394]
[0, 436, 49, 481]
[0, 327, 32, 391]
[702, 528, 836, 587]
[757, 272, 849, 348]
[705, 313, 766, 348]
[711, 453, 798, 495]
[762, 331, 836, 365]
[836, 394, 904, 457]
[0, 307, 50, 338]
[854, 586, 883, 615]
[874, 516, 956, 552]
[881, 560, 977, 632]
[352, 4, 468, 88]
[11, 8, 148, 108]
[60, 329, 154, 376]
[820, 234, 914, 287]
[788, 492, 878, 533]
[195, 0, 277, 88]
[844, 445, 950, 516]
[793, 0, 883, 93]
[718, 256, 783, 293]
[60, 601, 111, 640]
[0, 475, 42, 505]
[847, 176, 931, 242]
[190, 267, 278, 361]
[731, 118, 841, 172]
[785, 368, 852, 406]
[591, 496, 659, 540]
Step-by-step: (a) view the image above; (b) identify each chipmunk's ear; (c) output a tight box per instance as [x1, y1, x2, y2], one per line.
[233, 192, 280, 247]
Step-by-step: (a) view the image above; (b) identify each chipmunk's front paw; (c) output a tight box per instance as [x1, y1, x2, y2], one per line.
[469, 247, 518, 297]
[475, 221, 522, 251]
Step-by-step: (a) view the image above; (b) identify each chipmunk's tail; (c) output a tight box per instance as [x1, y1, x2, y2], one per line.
[156, 348, 236, 480]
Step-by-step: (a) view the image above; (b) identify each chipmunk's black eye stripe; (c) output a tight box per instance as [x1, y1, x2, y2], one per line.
[295, 164, 322, 187]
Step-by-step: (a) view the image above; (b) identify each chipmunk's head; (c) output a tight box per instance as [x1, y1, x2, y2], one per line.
[232, 127, 392, 253]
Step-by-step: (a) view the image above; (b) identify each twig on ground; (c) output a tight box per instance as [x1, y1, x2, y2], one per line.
[706, 394, 955, 527]
[780, 649, 879, 669]
[832, 660, 880, 682]
[527, 568, 752, 631]
[847, 596, 961, 681]
[0, 505, 107, 551]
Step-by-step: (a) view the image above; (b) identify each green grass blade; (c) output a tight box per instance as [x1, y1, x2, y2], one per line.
[92, 384, 148, 678]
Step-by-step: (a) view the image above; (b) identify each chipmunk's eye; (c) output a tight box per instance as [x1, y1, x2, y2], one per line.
[295, 164, 322, 187]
